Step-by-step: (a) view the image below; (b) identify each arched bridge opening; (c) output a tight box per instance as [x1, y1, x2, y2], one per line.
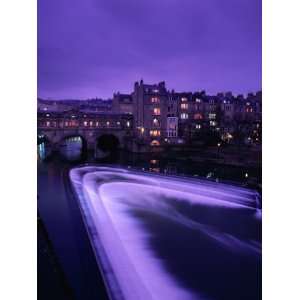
[95, 134, 120, 159]
[59, 135, 87, 161]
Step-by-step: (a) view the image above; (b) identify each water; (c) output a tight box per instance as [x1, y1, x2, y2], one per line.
[37, 146, 261, 300]
[71, 166, 261, 300]
[59, 136, 83, 161]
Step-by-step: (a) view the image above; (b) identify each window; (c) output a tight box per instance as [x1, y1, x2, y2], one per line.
[194, 113, 203, 120]
[210, 120, 217, 126]
[106, 121, 110, 126]
[209, 113, 216, 120]
[151, 97, 160, 103]
[181, 103, 188, 109]
[46, 121, 51, 127]
[153, 108, 160, 115]
[90, 121, 93, 126]
[180, 113, 188, 119]
[195, 98, 201, 103]
[84, 121, 88, 127]
[126, 121, 131, 127]
[181, 97, 188, 102]
[195, 124, 201, 129]
[150, 130, 161, 137]
[153, 118, 160, 127]
[167, 117, 178, 138]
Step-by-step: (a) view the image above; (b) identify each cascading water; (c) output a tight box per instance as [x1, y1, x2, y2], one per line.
[70, 166, 261, 300]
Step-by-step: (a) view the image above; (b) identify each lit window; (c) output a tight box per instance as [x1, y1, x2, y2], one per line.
[117, 121, 120, 126]
[209, 113, 216, 119]
[150, 130, 160, 137]
[84, 121, 88, 127]
[195, 124, 201, 129]
[153, 108, 160, 115]
[194, 113, 203, 120]
[126, 121, 130, 127]
[106, 121, 110, 126]
[210, 121, 217, 126]
[195, 98, 201, 103]
[151, 97, 160, 103]
[65, 121, 69, 127]
[90, 121, 93, 126]
[96, 122, 99, 127]
[153, 118, 160, 127]
[180, 113, 188, 119]
[46, 121, 50, 127]
[181, 97, 188, 102]
[181, 103, 188, 109]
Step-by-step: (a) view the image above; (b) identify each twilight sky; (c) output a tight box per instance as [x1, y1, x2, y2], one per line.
[38, 0, 261, 99]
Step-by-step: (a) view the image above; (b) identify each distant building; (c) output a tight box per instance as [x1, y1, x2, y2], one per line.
[112, 93, 133, 114]
[37, 80, 262, 152]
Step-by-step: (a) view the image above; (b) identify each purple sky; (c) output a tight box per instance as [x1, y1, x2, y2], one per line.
[38, 0, 261, 99]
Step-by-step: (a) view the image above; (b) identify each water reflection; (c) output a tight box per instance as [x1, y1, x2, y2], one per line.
[37, 142, 46, 161]
[37, 136, 52, 161]
[60, 136, 83, 161]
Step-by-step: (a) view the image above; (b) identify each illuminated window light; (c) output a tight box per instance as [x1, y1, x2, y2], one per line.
[194, 113, 203, 120]
[181, 103, 188, 109]
[180, 113, 188, 119]
[153, 108, 160, 115]
[151, 97, 160, 103]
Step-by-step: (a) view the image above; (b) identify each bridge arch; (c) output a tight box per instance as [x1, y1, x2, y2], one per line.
[58, 134, 87, 161]
[96, 134, 120, 152]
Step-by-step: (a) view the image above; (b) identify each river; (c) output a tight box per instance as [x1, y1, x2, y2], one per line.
[37, 146, 261, 300]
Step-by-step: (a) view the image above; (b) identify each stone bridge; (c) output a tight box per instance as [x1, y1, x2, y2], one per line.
[37, 110, 134, 151]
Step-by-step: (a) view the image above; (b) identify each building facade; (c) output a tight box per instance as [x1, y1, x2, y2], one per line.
[38, 80, 262, 152]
